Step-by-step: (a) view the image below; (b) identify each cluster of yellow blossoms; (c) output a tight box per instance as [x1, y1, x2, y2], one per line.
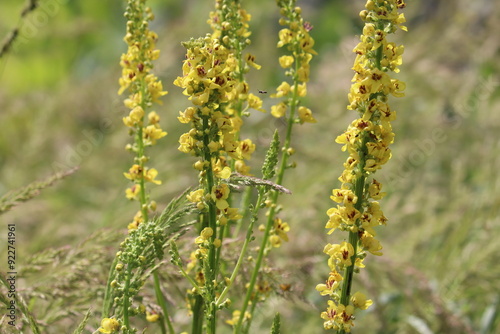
[317, 0, 406, 332]
[175, 35, 259, 174]
[271, 0, 317, 124]
[174, 35, 249, 220]
[174, 2, 267, 328]
[174, 0, 267, 262]
[119, 0, 167, 230]
[207, 0, 264, 175]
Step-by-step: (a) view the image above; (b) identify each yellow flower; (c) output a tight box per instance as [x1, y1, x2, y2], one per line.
[271, 81, 291, 98]
[125, 184, 141, 200]
[277, 28, 294, 47]
[148, 111, 160, 125]
[98, 318, 120, 334]
[187, 189, 205, 203]
[330, 188, 358, 205]
[368, 179, 386, 199]
[195, 227, 214, 244]
[296, 82, 307, 97]
[325, 207, 342, 234]
[299, 32, 317, 54]
[144, 167, 162, 185]
[270, 102, 287, 118]
[123, 106, 145, 127]
[213, 238, 222, 248]
[208, 141, 221, 153]
[143, 124, 167, 145]
[146, 311, 160, 322]
[222, 133, 239, 159]
[178, 107, 196, 123]
[124, 164, 142, 181]
[235, 160, 251, 175]
[245, 53, 261, 69]
[316, 270, 343, 296]
[212, 158, 231, 178]
[269, 235, 282, 248]
[320, 300, 338, 330]
[211, 183, 230, 210]
[297, 59, 311, 82]
[336, 304, 355, 332]
[273, 217, 290, 242]
[247, 93, 265, 112]
[178, 133, 196, 154]
[146, 74, 168, 104]
[360, 233, 383, 256]
[390, 78, 406, 97]
[128, 210, 144, 230]
[324, 242, 355, 267]
[223, 207, 242, 221]
[237, 139, 256, 161]
[278, 55, 294, 68]
[351, 291, 373, 310]
[298, 106, 316, 123]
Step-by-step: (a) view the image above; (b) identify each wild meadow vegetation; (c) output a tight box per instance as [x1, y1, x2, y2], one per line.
[1, 0, 500, 333]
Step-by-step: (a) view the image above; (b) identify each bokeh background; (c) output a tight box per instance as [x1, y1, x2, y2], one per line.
[1, 0, 499, 333]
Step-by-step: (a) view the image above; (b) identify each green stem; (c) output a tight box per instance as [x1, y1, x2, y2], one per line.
[242, 296, 259, 334]
[153, 272, 172, 334]
[336, 131, 368, 334]
[216, 189, 265, 307]
[202, 115, 218, 334]
[233, 194, 275, 334]
[122, 266, 132, 330]
[137, 83, 149, 223]
[337, 21, 385, 334]
[235, 58, 300, 334]
[191, 294, 204, 334]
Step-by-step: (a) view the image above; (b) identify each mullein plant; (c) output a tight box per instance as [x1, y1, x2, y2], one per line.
[172, 0, 316, 333]
[316, 0, 406, 333]
[172, 3, 260, 331]
[98, 1, 172, 333]
[233, 0, 317, 332]
[173, 34, 245, 334]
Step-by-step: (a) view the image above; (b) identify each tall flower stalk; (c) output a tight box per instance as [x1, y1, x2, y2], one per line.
[317, 0, 406, 332]
[99, 1, 169, 333]
[120, 0, 167, 230]
[234, 0, 317, 332]
[207, 0, 262, 253]
[172, 1, 271, 332]
[174, 35, 246, 334]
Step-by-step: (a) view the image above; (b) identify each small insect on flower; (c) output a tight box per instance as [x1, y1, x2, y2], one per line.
[279, 283, 292, 292]
[258, 90, 267, 94]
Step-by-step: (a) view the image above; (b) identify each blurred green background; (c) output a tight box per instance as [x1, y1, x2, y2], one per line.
[1, 0, 499, 333]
